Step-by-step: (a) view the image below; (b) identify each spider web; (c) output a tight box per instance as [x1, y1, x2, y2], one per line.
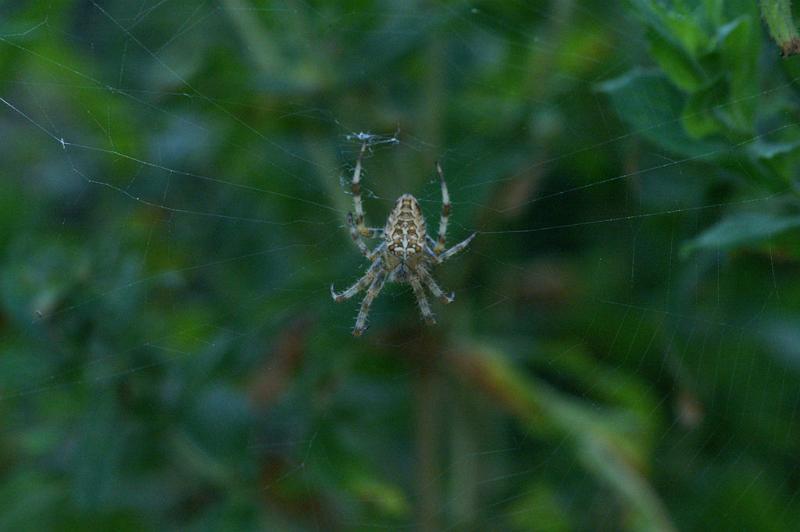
[1, 1, 798, 530]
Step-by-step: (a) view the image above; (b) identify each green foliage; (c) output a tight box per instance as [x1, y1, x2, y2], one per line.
[1, 1, 800, 531]
[605, 0, 800, 249]
[683, 211, 800, 255]
[609, 1, 762, 143]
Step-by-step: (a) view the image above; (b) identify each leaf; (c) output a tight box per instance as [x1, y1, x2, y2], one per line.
[682, 79, 725, 138]
[506, 482, 571, 532]
[649, 30, 706, 92]
[703, 0, 724, 28]
[761, 317, 800, 371]
[597, 68, 724, 158]
[448, 343, 676, 532]
[715, 16, 759, 132]
[660, 7, 710, 55]
[682, 212, 800, 256]
[747, 139, 800, 160]
[347, 475, 410, 517]
[629, 0, 710, 55]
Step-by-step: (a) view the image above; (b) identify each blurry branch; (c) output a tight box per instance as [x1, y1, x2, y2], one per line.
[415, 359, 441, 532]
[305, 139, 352, 248]
[306, 139, 350, 212]
[249, 316, 313, 410]
[258, 455, 330, 526]
[448, 381, 479, 527]
[221, 0, 280, 74]
[419, 25, 445, 170]
[411, 28, 449, 532]
[761, 0, 800, 56]
[222, 0, 328, 91]
[445, 342, 676, 532]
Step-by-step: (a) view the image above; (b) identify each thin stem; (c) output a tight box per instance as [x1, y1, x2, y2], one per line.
[448, 378, 478, 527]
[415, 360, 440, 532]
[761, 0, 800, 56]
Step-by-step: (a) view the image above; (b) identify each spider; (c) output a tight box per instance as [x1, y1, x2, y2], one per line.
[331, 141, 476, 336]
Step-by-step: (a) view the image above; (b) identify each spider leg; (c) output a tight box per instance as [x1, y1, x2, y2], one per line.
[433, 161, 451, 255]
[419, 268, 454, 304]
[410, 277, 436, 325]
[353, 271, 388, 336]
[347, 213, 384, 259]
[330, 258, 382, 302]
[351, 141, 376, 238]
[435, 233, 476, 263]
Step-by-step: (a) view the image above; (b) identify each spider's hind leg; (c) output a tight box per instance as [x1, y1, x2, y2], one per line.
[410, 277, 436, 325]
[420, 269, 454, 304]
[331, 259, 382, 302]
[353, 271, 388, 336]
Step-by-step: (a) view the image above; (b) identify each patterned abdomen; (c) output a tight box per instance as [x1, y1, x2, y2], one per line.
[385, 194, 426, 259]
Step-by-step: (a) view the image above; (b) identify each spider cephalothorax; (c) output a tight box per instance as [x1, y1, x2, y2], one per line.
[331, 140, 475, 336]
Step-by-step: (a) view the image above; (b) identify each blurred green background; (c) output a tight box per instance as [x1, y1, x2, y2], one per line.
[3, 0, 800, 530]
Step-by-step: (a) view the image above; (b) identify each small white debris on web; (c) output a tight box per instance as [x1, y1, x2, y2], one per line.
[346, 131, 400, 146]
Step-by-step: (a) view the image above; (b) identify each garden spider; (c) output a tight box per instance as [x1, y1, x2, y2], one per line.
[331, 141, 476, 336]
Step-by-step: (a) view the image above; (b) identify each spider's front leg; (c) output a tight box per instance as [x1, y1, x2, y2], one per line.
[429, 162, 476, 263]
[347, 213, 384, 260]
[427, 233, 476, 264]
[433, 161, 451, 255]
[351, 141, 378, 238]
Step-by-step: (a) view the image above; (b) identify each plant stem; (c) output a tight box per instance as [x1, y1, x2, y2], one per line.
[448, 378, 478, 527]
[761, 0, 800, 56]
[414, 18, 447, 532]
[415, 360, 440, 532]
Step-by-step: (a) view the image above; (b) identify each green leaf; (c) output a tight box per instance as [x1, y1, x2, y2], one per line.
[682, 212, 800, 256]
[506, 483, 571, 532]
[629, 0, 711, 55]
[649, 31, 706, 91]
[703, 0, 724, 27]
[682, 79, 725, 138]
[346, 475, 410, 517]
[715, 16, 759, 132]
[747, 139, 800, 160]
[597, 68, 724, 157]
[449, 344, 675, 532]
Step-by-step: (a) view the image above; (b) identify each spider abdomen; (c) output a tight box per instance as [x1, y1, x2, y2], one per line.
[385, 193, 426, 259]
